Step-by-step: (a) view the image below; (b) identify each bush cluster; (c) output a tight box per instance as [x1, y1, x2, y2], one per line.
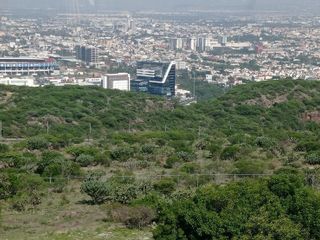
[154, 170, 320, 240]
[110, 205, 155, 229]
[81, 173, 152, 204]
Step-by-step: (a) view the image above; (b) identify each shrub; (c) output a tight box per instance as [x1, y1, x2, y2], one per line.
[76, 154, 95, 167]
[155, 138, 166, 147]
[141, 144, 157, 154]
[268, 170, 304, 198]
[153, 178, 176, 195]
[81, 171, 153, 205]
[177, 151, 195, 162]
[66, 146, 99, 158]
[112, 184, 139, 204]
[37, 151, 64, 173]
[45, 134, 72, 149]
[295, 141, 320, 152]
[10, 190, 42, 212]
[131, 192, 164, 209]
[171, 189, 196, 201]
[125, 206, 155, 229]
[305, 152, 320, 165]
[51, 178, 68, 193]
[169, 140, 192, 153]
[109, 171, 135, 184]
[11, 194, 29, 211]
[180, 163, 200, 174]
[220, 145, 240, 160]
[81, 176, 111, 204]
[2, 173, 46, 211]
[26, 136, 49, 150]
[110, 205, 155, 229]
[153, 176, 315, 240]
[42, 150, 64, 162]
[207, 144, 222, 159]
[255, 136, 276, 149]
[95, 153, 111, 167]
[234, 159, 266, 174]
[0, 143, 9, 153]
[136, 180, 153, 195]
[0, 172, 16, 200]
[42, 159, 81, 178]
[37, 152, 81, 178]
[0, 152, 38, 170]
[164, 155, 180, 169]
[108, 174, 148, 204]
[229, 134, 252, 145]
[110, 146, 134, 162]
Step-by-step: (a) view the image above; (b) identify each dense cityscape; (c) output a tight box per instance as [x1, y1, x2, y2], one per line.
[1, 12, 320, 99]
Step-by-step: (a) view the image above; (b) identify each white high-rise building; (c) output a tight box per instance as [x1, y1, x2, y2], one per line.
[169, 38, 183, 50]
[218, 36, 228, 46]
[188, 37, 197, 51]
[75, 45, 98, 66]
[127, 18, 136, 32]
[197, 37, 207, 52]
[102, 73, 130, 91]
[176, 38, 183, 50]
[169, 38, 177, 50]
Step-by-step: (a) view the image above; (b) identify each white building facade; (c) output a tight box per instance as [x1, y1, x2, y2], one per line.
[102, 73, 131, 91]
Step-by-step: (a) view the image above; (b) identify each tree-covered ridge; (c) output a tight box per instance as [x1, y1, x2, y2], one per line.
[0, 85, 175, 138]
[2, 80, 320, 138]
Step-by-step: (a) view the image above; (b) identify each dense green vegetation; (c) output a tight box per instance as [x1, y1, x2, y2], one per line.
[154, 169, 320, 240]
[2, 79, 320, 239]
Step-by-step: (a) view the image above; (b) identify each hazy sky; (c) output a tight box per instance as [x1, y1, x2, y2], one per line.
[1, 0, 319, 12]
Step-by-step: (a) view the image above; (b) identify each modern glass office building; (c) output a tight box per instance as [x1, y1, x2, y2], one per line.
[131, 61, 176, 97]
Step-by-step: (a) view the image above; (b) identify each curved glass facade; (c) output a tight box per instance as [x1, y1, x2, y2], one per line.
[131, 61, 176, 97]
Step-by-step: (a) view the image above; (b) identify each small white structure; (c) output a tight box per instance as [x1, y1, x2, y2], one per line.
[0, 77, 37, 87]
[176, 61, 187, 70]
[206, 74, 213, 82]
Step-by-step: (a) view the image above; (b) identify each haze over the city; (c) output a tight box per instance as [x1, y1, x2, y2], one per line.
[1, 0, 320, 13]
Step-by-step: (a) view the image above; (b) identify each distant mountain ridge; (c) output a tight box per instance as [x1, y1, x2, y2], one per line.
[1, 0, 320, 13]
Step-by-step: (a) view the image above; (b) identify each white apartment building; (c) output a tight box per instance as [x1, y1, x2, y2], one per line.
[102, 73, 131, 91]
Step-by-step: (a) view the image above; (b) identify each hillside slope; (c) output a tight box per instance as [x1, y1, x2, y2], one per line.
[0, 80, 320, 172]
[2, 80, 320, 239]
